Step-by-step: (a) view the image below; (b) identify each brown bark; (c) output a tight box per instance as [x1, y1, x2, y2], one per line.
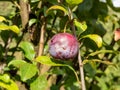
[19, 0, 29, 29]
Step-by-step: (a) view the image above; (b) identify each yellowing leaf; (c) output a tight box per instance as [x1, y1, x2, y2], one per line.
[0, 74, 19, 90]
[0, 16, 6, 22]
[66, 0, 83, 5]
[82, 34, 102, 48]
[9, 25, 20, 34]
[74, 19, 87, 35]
[0, 25, 20, 34]
[46, 5, 68, 15]
[0, 25, 9, 30]
[74, 19, 87, 31]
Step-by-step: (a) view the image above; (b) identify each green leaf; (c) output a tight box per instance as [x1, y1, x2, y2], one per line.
[0, 16, 6, 22]
[95, 76, 108, 90]
[74, 19, 87, 35]
[84, 62, 96, 77]
[19, 41, 35, 60]
[36, 56, 64, 66]
[46, 5, 68, 15]
[81, 34, 102, 48]
[0, 74, 10, 83]
[87, 50, 118, 57]
[30, 75, 48, 90]
[36, 56, 80, 83]
[83, 59, 114, 65]
[19, 63, 38, 82]
[8, 60, 27, 68]
[0, 74, 19, 90]
[0, 25, 20, 34]
[66, 0, 83, 5]
[29, 19, 37, 27]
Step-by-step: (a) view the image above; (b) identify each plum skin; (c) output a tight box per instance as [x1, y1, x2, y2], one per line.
[49, 33, 79, 59]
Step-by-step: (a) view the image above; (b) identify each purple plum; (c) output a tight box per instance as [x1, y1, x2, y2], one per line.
[49, 33, 79, 59]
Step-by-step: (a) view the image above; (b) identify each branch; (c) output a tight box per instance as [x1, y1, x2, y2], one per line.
[37, 16, 51, 74]
[78, 50, 86, 90]
[68, 6, 86, 90]
[4, 34, 12, 60]
[38, 16, 46, 56]
[19, 0, 29, 29]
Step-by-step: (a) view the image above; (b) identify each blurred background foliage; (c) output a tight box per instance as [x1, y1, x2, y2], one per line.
[0, 0, 120, 90]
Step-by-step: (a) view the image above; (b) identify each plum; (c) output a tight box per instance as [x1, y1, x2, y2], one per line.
[114, 28, 120, 41]
[49, 33, 79, 59]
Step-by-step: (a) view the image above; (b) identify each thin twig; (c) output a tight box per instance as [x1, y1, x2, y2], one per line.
[38, 16, 46, 56]
[4, 34, 12, 60]
[68, 6, 86, 90]
[78, 50, 86, 90]
[37, 16, 51, 74]
[12, 0, 21, 10]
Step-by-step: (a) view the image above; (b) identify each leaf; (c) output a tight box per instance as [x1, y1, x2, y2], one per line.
[8, 60, 27, 68]
[66, 0, 83, 5]
[0, 74, 19, 90]
[87, 50, 118, 57]
[95, 76, 108, 90]
[0, 74, 10, 83]
[81, 34, 102, 48]
[29, 19, 37, 27]
[9, 25, 20, 34]
[83, 59, 114, 65]
[19, 41, 35, 60]
[36, 56, 64, 66]
[0, 25, 9, 30]
[0, 25, 20, 34]
[30, 75, 48, 90]
[19, 63, 38, 82]
[74, 19, 87, 35]
[84, 62, 96, 77]
[46, 5, 68, 15]
[0, 16, 6, 22]
[36, 56, 80, 83]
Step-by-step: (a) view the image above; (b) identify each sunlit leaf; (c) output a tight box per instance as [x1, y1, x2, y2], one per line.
[36, 56, 80, 83]
[36, 56, 64, 66]
[8, 60, 27, 68]
[19, 41, 35, 60]
[66, 0, 83, 5]
[0, 16, 6, 22]
[0, 25, 20, 34]
[81, 34, 102, 48]
[30, 75, 48, 90]
[9, 25, 20, 34]
[8, 60, 38, 82]
[46, 5, 68, 15]
[0, 74, 10, 83]
[0, 25, 9, 30]
[19, 63, 38, 82]
[74, 19, 87, 35]
[29, 19, 37, 27]
[0, 74, 19, 90]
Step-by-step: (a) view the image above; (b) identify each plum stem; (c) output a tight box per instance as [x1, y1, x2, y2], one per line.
[64, 20, 69, 33]
[78, 50, 86, 90]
